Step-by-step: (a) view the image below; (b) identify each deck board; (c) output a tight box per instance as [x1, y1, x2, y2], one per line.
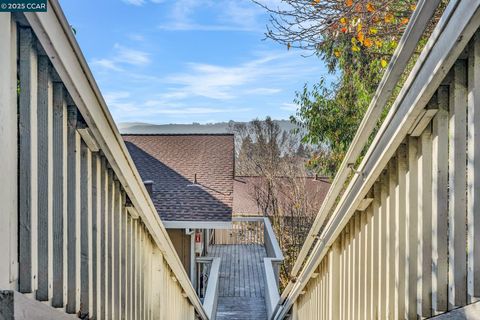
[208, 244, 267, 319]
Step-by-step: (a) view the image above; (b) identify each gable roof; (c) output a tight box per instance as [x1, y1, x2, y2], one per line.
[123, 134, 234, 226]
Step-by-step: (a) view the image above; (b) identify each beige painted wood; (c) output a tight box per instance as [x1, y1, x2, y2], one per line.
[80, 141, 92, 316]
[106, 170, 113, 319]
[468, 32, 480, 302]
[372, 183, 381, 319]
[379, 171, 388, 319]
[417, 126, 433, 318]
[0, 13, 18, 290]
[406, 137, 419, 319]
[340, 230, 347, 319]
[121, 199, 127, 319]
[449, 60, 468, 309]
[92, 153, 101, 319]
[66, 106, 81, 314]
[347, 221, 352, 320]
[19, 26, 39, 295]
[395, 144, 407, 319]
[360, 210, 368, 320]
[51, 82, 67, 308]
[388, 160, 397, 318]
[432, 87, 449, 313]
[100, 158, 107, 319]
[365, 205, 373, 319]
[36, 54, 53, 302]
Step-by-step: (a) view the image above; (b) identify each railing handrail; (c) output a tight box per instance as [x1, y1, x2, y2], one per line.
[289, 0, 443, 282]
[24, 1, 207, 318]
[274, 0, 480, 318]
[197, 257, 221, 320]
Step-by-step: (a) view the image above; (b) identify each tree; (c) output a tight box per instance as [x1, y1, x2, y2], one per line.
[230, 117, 318, 288]
[254, 0, 444, 176]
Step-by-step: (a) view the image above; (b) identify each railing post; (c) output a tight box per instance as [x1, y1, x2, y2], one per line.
[0, 12, 18, 290]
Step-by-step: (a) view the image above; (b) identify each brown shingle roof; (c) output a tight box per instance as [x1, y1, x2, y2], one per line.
[233, 176, 331, 216]
[123, 134, 234, 222]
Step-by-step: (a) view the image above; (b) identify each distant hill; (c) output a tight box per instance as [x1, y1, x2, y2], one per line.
[118, 120, 298, 135]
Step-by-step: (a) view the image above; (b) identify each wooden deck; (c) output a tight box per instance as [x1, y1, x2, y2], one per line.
[208, 244, 267, 320]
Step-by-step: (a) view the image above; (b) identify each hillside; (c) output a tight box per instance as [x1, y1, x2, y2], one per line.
[118, 120, 298, 135]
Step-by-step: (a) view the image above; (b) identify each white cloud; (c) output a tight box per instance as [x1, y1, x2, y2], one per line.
[158, 22, 253, 32]
[114, 44, 151, 66]
[246, 88, 282, 95]
[157, 0, 264, 32]
[91, 44, 150, 71]
[91, 58, 123, 71]
[122, 0, 166, 5]
[161, 51, 319, 101]
[122, 0, 145, 5]
[127, 33, 145, 41]
[281, 103, 298, 111]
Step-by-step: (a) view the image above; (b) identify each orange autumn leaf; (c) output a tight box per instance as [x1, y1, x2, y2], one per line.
[357, 31, 365, 43]
[385, 13, 394, 23]
[366, 2, 375, 12]
[341, 27, 348, 33]
[355, 4, 362, 12]
[364, 38, 373, 47]
[334, 49, 341, 57]
[345, 0, 353, 6]
[340, 17, 348, 25]
[401, 17, 409, 25]
[410, 3, 417, 11]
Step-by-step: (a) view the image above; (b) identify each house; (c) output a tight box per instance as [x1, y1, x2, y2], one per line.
[123, 134, 234, 287]
[233, 176, 331, 216]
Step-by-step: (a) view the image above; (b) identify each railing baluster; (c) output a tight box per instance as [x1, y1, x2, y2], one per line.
[66, 105, 81, 314]
[52, 82, 67, 308]
[106, 169, 113, 319]
[449, 60, 468, 309]
[395, 144, 408, 318]
[406, 137, 418, 319]
[371, 183, 380, 319]
[417, 126, 433, 318]
[121, 195, 127, 319]
[100, 157, 107, 319]
[388, 160, 397, 318]
[113, 180, 120, 318]
[379, 171, 388, 319]
[92, 153, 101, 319]
[468, 31, 480, 302]
[432, 87, 449, 313]
[80, 140, 92, 315]
[36, 53, 52, 302]
[19, 26, 39, 295]
[0, 12, 18, 291]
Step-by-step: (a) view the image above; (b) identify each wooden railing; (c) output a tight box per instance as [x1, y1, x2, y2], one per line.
[0, 4, 207, 319]
[212, 218, 264, 245]
[275, 0, 480, 319]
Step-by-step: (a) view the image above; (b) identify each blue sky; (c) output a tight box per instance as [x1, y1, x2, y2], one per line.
[59, 0, 333, 124]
